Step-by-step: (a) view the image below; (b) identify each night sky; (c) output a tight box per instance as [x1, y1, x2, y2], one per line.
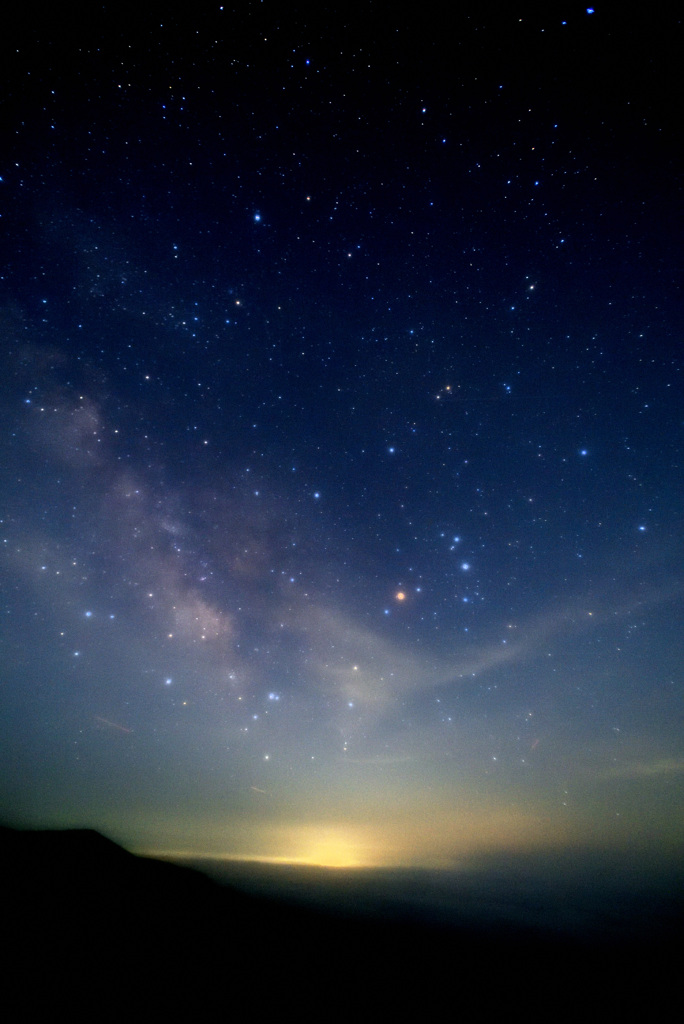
[1, 4, 682, 871]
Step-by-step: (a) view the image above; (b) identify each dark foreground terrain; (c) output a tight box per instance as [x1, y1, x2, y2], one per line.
[2, 827, 681, 1020]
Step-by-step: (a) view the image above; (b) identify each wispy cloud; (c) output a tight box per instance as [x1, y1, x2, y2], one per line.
[607, 758, 684, 780]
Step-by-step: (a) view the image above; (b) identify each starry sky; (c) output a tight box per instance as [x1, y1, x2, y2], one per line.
[1, 4, 682, 870]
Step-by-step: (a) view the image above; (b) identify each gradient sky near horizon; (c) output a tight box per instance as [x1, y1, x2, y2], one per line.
[1, 5, 682, 869]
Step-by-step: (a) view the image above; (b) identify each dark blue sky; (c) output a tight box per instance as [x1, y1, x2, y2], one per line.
[1, 4, 682, 868]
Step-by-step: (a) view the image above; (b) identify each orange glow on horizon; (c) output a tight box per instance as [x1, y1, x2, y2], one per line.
[142, 802, 583, 872]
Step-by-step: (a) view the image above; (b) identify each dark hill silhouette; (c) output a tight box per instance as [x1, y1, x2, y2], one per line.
[1, 826, 679, 1021]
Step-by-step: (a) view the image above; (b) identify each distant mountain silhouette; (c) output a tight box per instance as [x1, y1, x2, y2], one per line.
[1, 826, 680, 1020]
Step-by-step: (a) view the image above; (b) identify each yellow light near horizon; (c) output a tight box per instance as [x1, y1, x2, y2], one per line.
[138, 796, 585, 872]
[141, 821, 389, 870]
[296, 826, 364, 868]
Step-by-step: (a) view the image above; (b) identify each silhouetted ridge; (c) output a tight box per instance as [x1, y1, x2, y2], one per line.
[1, 827, 679, 1021]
